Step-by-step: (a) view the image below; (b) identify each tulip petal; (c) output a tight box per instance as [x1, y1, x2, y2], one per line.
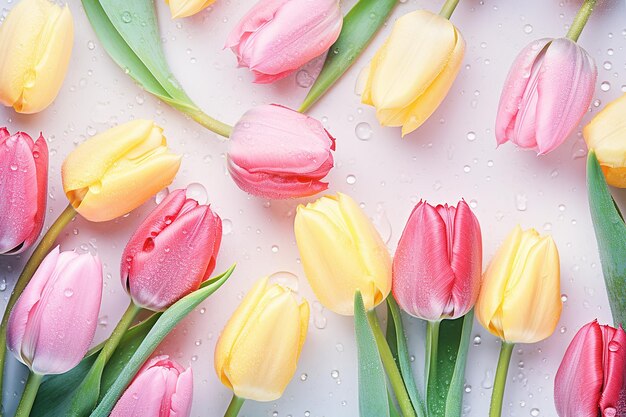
[167, 0, 215, 19]
[24, 134, 48, 250]
[599, 325, 626, 414]
[170, 367, 193, 417]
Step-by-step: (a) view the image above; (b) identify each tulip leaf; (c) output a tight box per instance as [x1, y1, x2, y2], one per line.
[299, 0, 398, 112]
[587, 152, 626, 327]
[354, 292, 390, 417]
[89, 264, 236, 417]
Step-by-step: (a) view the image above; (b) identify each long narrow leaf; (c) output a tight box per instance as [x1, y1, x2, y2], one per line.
[444, 310, 474, 417]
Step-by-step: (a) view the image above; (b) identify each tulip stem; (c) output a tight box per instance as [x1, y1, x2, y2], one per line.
[439, 0, 460, 19]
[424, 320, 441, 414]
[187, 108, 233, 138]
[566, 0, 597, 42]
[96, 302, 142, 364]
[366, 310, 417, 417]
[223, 394, 245, 417]
[14, 372, 43, 417]
[489, 342, 514, 417]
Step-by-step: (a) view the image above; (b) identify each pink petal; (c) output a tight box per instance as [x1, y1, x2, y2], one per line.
[599, 325, 626, 415]
[23, 134, 48, 250]
[169, 367, 193, 417]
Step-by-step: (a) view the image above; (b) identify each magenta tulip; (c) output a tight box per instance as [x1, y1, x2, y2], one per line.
[7, 247, 102, 375]
[110, 355, 193, 417]
[554, 320, 626, 417]
[121, 188, 222, 311]
[227, 104, 336, 199]
[0, 128, 48, 254]
[226, 0, 342, 83]
[496, 38, 597, 155]
[392, 200, 482, 321]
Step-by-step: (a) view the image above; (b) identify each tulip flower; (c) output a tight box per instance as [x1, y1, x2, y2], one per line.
[584, 94, 626, 188]
[0, 0, 73, 114]
[227, 104, 336, 199]
[215, 277, 309, 415]
[226, 0, 342, 83]
[165, 0, 215, 18]
[121, 188, 222, 311]
[62, 119, 182, 222]
[110, 355, 193, 417]
[0, 129, 48, 254]
[554, 320, 626, 417]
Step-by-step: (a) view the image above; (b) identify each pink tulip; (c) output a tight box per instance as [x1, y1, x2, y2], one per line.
[496, 38, 597, 155]
[110, 355, 193, 417]
[227, 104, 336, 199]
[226, 0, 342, 83]
[0, 128, 48, 254]
[121, 188, 222, 311]
[392, 200, 482, 321]
[554, 320, 626, 417]
[7, 247, 102, 375]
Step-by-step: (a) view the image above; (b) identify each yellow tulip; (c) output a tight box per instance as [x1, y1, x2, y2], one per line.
[0, 0, 73, 114]
[61, 120, 181, 222]
[583, 94, 626, 187]
[476, 226, 562, 344]
[165, 0, 215, 18]
[361, 10, 465, 136]
[214, 277, 309, 402]
[294, 192, 392, 316]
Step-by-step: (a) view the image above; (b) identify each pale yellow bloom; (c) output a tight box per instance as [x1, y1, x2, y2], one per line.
[165, 0, 215, 18]
[362, 10, 465, 136]
[214, 277, 309, 402]
[294, 193, 392, 316]
[476, 226, 562, 344]
[61, 120, 181, 222]
[0, 0, 73, 114]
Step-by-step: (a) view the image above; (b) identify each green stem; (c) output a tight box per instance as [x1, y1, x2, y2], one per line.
[96, 302, 141, 364]
[424, 321, 441, 414]
[187, 108, 233, 138]
[15, 372, 43, 417]
[0, 203, 76, 407]
[367, 310, 416, 417]
[565, 0, 597, 42]
[489, 342, 514, 417]
[439, 0, 460, 19]
[223, 394, 245, 417]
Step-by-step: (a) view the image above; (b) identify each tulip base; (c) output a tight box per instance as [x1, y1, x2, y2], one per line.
[223, 394, 245, 417]
[489, 342, 514, 417]
[15, 372, 43, 417]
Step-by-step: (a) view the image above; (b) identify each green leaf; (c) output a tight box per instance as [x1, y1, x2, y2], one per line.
[90, 265, 236, 417]
[587, 151, 626, 327]
[354, 292, 389, 417]
[299, 0, 398, 112]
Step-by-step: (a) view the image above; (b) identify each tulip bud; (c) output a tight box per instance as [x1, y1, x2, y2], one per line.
[583, 94, 626, 188]
[121, 188, 222, 311]
[554, 320, 626, 417]
[227, 104, 335, 199]
[215, 277, 309, 401]
[62, 120, 182, 222]
[361, 10, 465, 136]
[110, 355, 193, 417]
[0, 0, 73, 114]
[226, 0, 342, 83]
[294, 193, 392, 315]
[165, 0, 215, 18]
[0, 129, 48, 254]
[7, 247, 102, 375]
[496, 38, 597, 155]
[476, 226, 562, 344]
[392, 200, 482, 321]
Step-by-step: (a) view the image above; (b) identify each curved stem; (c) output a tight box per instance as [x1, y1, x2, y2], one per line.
[439, 0, 460, 19]
[223, 394, 245, 417]
[15, 372, 43, 417]
[424, 320, 441, 413]
[489, 342, 514, 417]
[367, 310, 416, 417]
[96, 302, 141, 363]
[566, 0, 597, 42]
[188, 108, 233, 138]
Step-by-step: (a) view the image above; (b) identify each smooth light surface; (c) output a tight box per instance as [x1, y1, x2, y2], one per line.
[0, 0, 624, 415]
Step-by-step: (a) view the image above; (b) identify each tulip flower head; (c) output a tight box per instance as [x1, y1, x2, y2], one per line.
[393, 200, 482, 321]
[226, 0, 342, 83]
[227, 104, 336, 199]
[165, 0, 215, 18]
[62, 120, 182, 222]
[7, 247, 102, 375]
[121, 188, 222, 311]
[0, 128, 48, 254]
[294, 193, 392, 315]
[215, 277, 309, 402]
[0, 0, 73, 113]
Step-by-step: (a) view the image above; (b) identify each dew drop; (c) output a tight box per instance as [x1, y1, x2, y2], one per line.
[473, 335, 482, 346]
[608, 341, 620, 352]
[186, 182, 208, 205]
[155, 187, 169, 204]
[121, 11, 132, 23]
[604, 407, 617, 417]
[87, 40, 95, 50]
[355, 122, 372, 141]
[331, 370, 339, 379]
[296, 70, 314, 88]
[603, 61, 612, 70]
[9, 164, 17, 171]
[313, 301, 327, 329]
[64, 288, 74, 297]
[300, 373, 308, 381]
[481, 370, 493, 389]
[600, 81, 611, 92]
[515, 194, 528, 211]
[561, 294, 568, 302]
[523, 24, 533, 34]
[268, 271, 299, 292]
[530, 408, 540, 416]
[466, 131, 476, 141]
[346, 174, 357, 185]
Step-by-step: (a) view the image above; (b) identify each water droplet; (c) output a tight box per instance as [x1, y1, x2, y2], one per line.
[0, 280, 6, 292]
[463, 165, 471, 173]
[604, 407, 617, 417]
[222, 219, 232, 236]
[530, 408, 540, 416]
[603, 61, 612, 70]
[559, 326, 567, 334]
[346, 174, 357, 185]
[268, 271, 299, 292]
[331, 370, 339, 379]
[481, 370, 493, 389]
[296, 70, 314, 88]
[516, 194, 528, 211]
[98, 315, 108, 327]
[155, 187, 170, 204]
[9, 164, 17, 171]
[473, 335, 482, 346]
[466, 131, 476, 141]
[121, 11, 132, 23]
[64, 288, 74, 297]
[600, 81, 611, 92]
[336, 343, 344, 352]
[300, 373, 308, 381]
[523, 24, 533, 34]
[558, 204, 566, 212]
[186, 183, 208, 205]
[608, 341, 620, 352]
[355, 122, 372, 141]
[464, 384, 472, 393]
[136, 94, 145, 105]
[191, 355, 198, 362]
[87, 40, 95, 50]
[313, 301, 327, 329]
[561, 294, 568, 302]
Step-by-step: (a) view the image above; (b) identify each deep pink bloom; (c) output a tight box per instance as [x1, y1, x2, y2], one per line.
[392, 200, 482, 321]
[121, 188, 222, 311]
[226, 0, 342, 83]
[7, 247, 102, 375]
[227, 104, 336, 199]
[555, 320, 626, 417]
[110, 355, 193, 417]
[0, 128, 48, 254]
[495, 38, 597, 155]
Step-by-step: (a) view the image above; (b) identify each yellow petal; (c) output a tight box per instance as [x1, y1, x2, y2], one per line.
[166, 0, 215, 18]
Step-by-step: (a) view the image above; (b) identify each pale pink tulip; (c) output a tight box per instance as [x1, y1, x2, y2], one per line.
[226, 0, 342, 83]
[496, 38, 597, 155]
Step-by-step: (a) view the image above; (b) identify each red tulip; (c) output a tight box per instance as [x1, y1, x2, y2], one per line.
[392, 200, 482, 321]
[121, 188, 222, 311]
[555, 320, 626, 417]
